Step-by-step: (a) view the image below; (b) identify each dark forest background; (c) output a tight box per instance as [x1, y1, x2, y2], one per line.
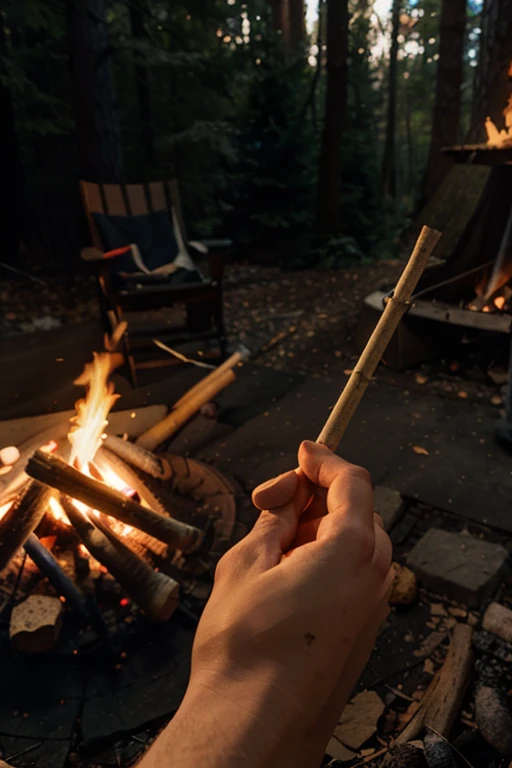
[1, 0, 511, 274]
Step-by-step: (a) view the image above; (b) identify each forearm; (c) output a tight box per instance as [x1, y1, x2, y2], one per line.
[137, 666, 303, 768]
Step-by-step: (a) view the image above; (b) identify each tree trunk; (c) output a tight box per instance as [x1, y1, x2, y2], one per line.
[269, 0, 291, 46]
[381, 0, 401, 199]
[423, 0, 467, 201]
[128, 0, 157, 169]
[0, 16, 22, 266]
[314, 0, 349, 233]
[66, 0, 124, 182]
[289, 0, 306, 49]
[470, 0, 512, 140]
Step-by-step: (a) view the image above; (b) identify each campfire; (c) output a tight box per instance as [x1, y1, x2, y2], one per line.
[0, 341, 240, 652]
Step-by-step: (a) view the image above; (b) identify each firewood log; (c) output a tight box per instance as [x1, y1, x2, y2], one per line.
[100, 436, 171, 480]
[0, 481, 52, 571]
[60, 497, 180, 621]
[173, 350, 244, 410]
[9, 594, 64, 653]
[394, 623, 473, 745]
[136, 369, 236, 452]
[26, 450, 202, 553]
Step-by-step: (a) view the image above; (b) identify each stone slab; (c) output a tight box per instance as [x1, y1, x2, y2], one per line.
[0, 737, 68, 768]
[373, 486, 406, 532]
[200, 374, 512, 532]
[406, 528, 508, 606]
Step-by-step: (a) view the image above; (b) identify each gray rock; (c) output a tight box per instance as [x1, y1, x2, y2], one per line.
[406, 528, 508, 606]
[374, 486, 405, 531]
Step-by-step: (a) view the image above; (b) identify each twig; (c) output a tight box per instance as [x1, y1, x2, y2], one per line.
[317, 225, 442, 450]
[153, 338, 216, 369]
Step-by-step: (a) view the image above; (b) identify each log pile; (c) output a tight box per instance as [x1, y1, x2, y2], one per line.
[0, 356, 241, 649]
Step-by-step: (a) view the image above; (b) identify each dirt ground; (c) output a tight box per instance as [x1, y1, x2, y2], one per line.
[1, 259, 509, 413]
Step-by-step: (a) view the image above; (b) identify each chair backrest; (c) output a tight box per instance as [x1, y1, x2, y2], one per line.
[80, 180, 188, 250]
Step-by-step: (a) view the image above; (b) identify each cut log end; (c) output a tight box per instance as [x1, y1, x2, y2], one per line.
[10, 594, 64, 653]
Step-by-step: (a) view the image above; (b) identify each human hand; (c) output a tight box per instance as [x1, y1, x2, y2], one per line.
[139, 441, 393, 768]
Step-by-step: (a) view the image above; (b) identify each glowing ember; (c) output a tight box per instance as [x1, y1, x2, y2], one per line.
[495, 295, 506, 310]
[68, 353, 119, 472]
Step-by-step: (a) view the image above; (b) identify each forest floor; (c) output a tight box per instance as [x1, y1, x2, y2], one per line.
[0, 259, 509, 415]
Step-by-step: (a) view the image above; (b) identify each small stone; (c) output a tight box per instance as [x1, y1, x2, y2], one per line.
[474, 685, 512, 755]
[482, 602, 512, 643]
[448, 606, 467, 618]
[406, 528, 508, 606]
[390, 563, 418, 605]
[374, 486, 406, 531]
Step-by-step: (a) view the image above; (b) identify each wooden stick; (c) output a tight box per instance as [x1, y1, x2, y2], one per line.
[101, 435, 171, 480]
[317, 225, 442, 451]
[136, 369, 236, 452]
[173, 351, 244, 410]
[26, 450, 202, 553]
[23, 534, 88, 618]
[0, 481, 53, 571]
[394, 623, 473, 744]
[60, 497, 180, 621]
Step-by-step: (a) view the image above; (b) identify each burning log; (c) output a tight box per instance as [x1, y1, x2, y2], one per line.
[101, 435, 171, 480]
[136, 368, 237, 452]
[395, 623, 473, 744]
[26, 449, 202, 553]
[23, 534, 88, 618]
[0, 481, 53, 571]
[60, 497, 180, 621]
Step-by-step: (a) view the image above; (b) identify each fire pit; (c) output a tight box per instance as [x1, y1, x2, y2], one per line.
[0, 346, 246, 765]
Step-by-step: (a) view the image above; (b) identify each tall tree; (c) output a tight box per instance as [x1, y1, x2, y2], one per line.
[423, 0, 467, 202]
[289, 0, 306, 49]
[470, 0, 512, 139]
[381, 0, 401, 200]
[128, 0, 157, 169]
[314, 0, 349, 233]
[66, 0, 123, 182]
[268, 0, 291, 46]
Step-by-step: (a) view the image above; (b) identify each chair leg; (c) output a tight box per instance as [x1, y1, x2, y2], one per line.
[121, 330, 138, 388]
[214, 297, 227, 359]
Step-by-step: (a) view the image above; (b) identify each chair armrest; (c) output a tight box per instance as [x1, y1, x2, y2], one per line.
[199, 238, 232, 251]
[81, 245, 136, 262]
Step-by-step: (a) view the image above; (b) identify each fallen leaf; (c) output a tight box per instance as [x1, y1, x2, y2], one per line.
[487, 367, 508, 385]
[457, 391, 469, 399]
[413, 631, 447, 658]
[344, 368, 354, 375]
[430, 603, 448, 617]
[360, 748, 376, 757]
[491, 395, 503, 406]
[423, 658, 436, 675]
[411, 412, 422, 419]
[334, 690, 385, 750]
[415, 373, 428, 384]
[412, 445, 429, 455]
[448, 606, 467, 618]
[326, 737, 356, 761]
[449, 361, 460, 372]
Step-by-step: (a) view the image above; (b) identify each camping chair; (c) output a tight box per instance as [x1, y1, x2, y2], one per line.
[80, 179, 230, 387]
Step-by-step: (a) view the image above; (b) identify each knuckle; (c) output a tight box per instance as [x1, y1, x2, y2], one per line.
[344, 463, 372, 488]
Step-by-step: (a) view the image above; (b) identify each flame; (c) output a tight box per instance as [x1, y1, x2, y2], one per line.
[0, 500, 12, 521]
[495, 295, 506, 310]
[485, 65, 512, 147]
[48, 497, 71, 525]
[68, 353, 119, 471]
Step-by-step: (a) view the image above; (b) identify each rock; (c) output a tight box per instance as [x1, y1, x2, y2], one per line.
[10, 595, 64, 653]
[482, 602, 512, 644]
[474, 685, 512, 755]
[325, 738, 356, 761]
[390, 563, 418, 605]
[406, 528, 508, 606]
[374, 486, 406, 531]
[333, 690, 385, 750]
[424, 734, 457, 767]
[385, 743, 428, 767]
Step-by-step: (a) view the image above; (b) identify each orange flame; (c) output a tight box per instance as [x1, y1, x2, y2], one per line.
[68, 353, 119, 471]
[485, 64, 512, 147]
